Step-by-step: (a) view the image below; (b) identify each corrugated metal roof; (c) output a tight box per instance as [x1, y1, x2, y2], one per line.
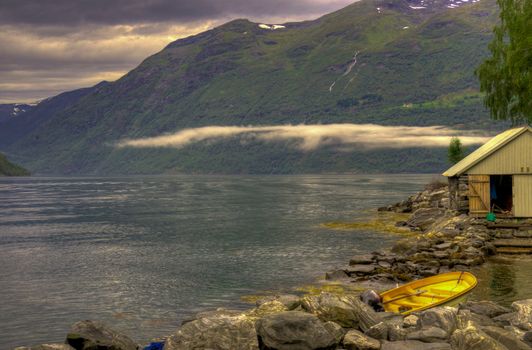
[443, 126, 531, 177]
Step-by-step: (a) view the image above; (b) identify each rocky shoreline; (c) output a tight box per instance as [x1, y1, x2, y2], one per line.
[15, 184, 532, 350]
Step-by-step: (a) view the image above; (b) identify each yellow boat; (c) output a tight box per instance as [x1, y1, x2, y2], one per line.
[380, 271, 478, 315]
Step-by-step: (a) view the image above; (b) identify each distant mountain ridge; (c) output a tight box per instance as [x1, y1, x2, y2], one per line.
[0, 103, 34, 123]
[2, 0, 501, 175]
[0, 82, 109, 149]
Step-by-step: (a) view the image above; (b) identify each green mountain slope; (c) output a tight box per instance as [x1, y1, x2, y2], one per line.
[0, 153, 30, 176]
[7, 0, 501, 175]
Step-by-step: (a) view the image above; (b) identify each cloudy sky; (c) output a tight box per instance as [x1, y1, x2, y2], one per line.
[0, 0, 355, 103]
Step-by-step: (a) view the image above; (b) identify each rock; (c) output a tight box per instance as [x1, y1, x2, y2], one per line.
[325, 269, 349, 280]
[380, 340, 451, 349]
[433, 251, 449, 259]
[378, 261, 392, 269]
[417, 307, 458, 336]
[468, 312, 498, 327]
[434, 242, 453, 250]
[347, 264, 378, 275]
[350, 255, 375, 265]
[256, 295, 301, 310]
[407, 327, 449, 343]
[492, 312, 514, 327]
[391, 239, 417, 255]
[388, 319, 409, 341]
[481, 325, 531, 350]
[523, 331, 532, 346]
[301, 292, 381, 329]
[461, 301, 511, 318]
[15, 345, 74, 350]
[510, 299, 532, 331]
[407, 208, 446, 231]
[255, 311, 341, 350]
[66, 320, 139, 350]
[246, 300, 288, 318]
[403, 315, 419, 328]
[411, 252, 434, 263]
[365, 321, 389, 340]
[450, 323, 509, 350]
[164, 312, 258, 350]
[324, 321, 346, 344]
[419, 267, 439, 277]
[504, 325, 526, 339]
[343, 329, 380, 350]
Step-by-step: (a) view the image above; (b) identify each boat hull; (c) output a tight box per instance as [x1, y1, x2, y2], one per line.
[379, 271, 477, 315]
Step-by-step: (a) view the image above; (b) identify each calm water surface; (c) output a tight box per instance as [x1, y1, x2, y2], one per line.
[0, 175, 530, 348]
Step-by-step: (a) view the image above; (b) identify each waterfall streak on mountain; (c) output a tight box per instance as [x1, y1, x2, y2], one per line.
[329, 50, 360, 92]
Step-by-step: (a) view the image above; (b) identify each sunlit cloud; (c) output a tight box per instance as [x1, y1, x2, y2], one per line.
[117, 124, 490, 151]
[0, 22, 215, 102]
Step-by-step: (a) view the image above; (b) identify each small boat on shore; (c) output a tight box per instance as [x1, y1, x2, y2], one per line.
[379, 271, 478, 315]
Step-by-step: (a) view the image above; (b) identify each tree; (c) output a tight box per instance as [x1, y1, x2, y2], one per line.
[448, 137, 464, 164]
[476, 0, 531, 125]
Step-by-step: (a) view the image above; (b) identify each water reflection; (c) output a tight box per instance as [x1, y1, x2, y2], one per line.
[471, 256, 532, 306]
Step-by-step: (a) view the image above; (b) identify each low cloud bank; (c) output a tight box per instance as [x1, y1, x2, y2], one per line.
[117, 124, 490, 151]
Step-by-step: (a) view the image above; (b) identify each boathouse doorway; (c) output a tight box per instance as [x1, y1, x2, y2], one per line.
[490, 175, 513, 215]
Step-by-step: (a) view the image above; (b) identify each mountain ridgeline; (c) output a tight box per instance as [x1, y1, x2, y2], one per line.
[1, 0, 500, 175]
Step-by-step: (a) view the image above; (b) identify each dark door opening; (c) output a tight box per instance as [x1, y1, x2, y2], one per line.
[490, 175, 513, 214]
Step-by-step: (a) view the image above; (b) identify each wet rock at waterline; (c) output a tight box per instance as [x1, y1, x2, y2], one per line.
[256, 295, 301, 310]
[65, 320, 139, 350]
[164, 311, 258, 350]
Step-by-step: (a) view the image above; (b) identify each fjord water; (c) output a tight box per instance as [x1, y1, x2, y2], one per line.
[1, 175, 530, 348]
[0, 175, 428, 347]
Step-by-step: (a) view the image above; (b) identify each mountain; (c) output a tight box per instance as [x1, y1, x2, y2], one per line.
[0, 82, 109, 149]
[0, 153, 30, 176]
[0, 103, 34, 123]
[4, 0, 501, 175]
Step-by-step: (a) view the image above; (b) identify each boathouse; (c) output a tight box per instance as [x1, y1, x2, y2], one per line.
[443, 126, 532, 217]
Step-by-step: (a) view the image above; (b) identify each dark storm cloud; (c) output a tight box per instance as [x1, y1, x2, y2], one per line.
[0, 0, 351, 26]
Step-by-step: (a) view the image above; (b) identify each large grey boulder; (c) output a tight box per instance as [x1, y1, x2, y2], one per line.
[301, 292, 380, 329]
[481, 325, 531, 350]
[380, 340, 451, 350]
[255, 311, 341, 350]
[417, 307, 457, 337]
[450, 323, 509, 350]
[164, 311, 258, 350]
[461, 301, 511, 318]
[407, 208, 446, 231]
[510, 299, 532, 331]
[342, 329, 380, 350]
[66, 320, 139, 350]
[15, 345, 74, 350]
